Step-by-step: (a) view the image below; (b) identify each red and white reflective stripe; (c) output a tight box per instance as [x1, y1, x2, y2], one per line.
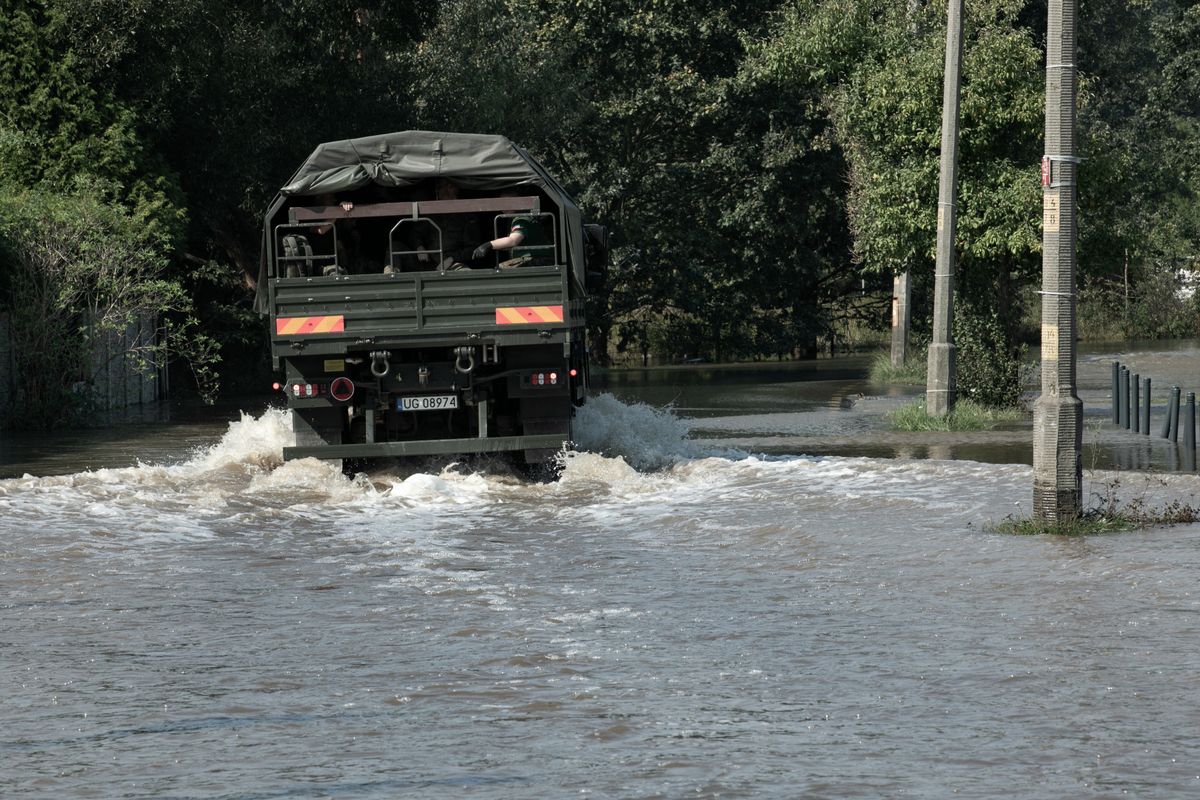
[276, 315, 345, 335]
[495, 306, 564, 325]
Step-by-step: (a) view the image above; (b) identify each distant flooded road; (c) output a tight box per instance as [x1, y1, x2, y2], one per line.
[4, 345, 1200, 797]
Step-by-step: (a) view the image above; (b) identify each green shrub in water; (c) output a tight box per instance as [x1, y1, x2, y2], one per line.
[953, 304, 1025, 409]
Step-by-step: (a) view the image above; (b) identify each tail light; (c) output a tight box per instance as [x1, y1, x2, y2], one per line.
[525, 371, 561, 387]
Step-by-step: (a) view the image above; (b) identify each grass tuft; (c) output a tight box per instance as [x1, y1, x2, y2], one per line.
[868, 349, 926, 385]
[886, 399, 1025, 431]
[992, 513, 1140, 536]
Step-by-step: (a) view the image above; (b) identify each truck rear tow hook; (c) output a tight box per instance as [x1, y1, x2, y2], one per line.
[369, 351, 391, 377]
[454, 346, 476, 374]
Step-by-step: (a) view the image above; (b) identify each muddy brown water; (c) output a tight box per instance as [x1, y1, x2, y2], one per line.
[3, 343, 1200, 798]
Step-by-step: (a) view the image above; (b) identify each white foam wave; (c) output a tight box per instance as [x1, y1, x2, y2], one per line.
[188, 407, 294, 473]
[383, 469, 494, 504]
[11, 401, 1166, 546]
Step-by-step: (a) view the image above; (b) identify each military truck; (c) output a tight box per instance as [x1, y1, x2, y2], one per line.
[253, 131, 605, 467]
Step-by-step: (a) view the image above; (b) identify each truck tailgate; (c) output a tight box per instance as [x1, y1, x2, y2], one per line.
[271, 268, 575, 344]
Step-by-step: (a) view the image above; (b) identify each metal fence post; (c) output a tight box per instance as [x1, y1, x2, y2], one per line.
[1111, 361, 1120, 423]
[1142, 377, 1151, 435]
[1120, 368, 1130, 429]
[1161, 385, 1174, 438]
[1186, 392, 1196, 470]
[1131, 374, 1139, 431]
[1170, 386, 1181, 443]
[1120, 370, 1126, 427]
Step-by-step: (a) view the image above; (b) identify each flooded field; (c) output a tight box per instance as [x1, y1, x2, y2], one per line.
[4, 344, 1200, 797]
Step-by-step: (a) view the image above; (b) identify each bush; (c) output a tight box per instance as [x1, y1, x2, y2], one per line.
[0, 184, 218, 428]
[1078, 267, 1199, 341]
[953, 303, 1024, 408]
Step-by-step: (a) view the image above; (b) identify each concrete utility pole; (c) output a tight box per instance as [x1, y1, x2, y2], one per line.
[890, 272, 911, 367]
[1033, 0, 1083, 520]
[892, 0, 924, 370]
[926, 0, 964, 417]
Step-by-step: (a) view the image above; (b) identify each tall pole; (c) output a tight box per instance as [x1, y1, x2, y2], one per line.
[1033, 0, 1082, 521]
[890, 272, 912, 367]
[926, 0, 964, 417]
[892, 0, 926, 370]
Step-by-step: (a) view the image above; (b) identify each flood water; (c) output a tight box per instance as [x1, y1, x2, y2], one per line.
[4, 346, 1200, 798]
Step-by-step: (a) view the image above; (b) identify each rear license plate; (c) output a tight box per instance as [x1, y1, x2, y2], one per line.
[397, 394, 459, 412]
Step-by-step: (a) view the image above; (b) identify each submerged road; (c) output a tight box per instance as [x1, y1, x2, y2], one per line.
[2, 342, 1200, 797]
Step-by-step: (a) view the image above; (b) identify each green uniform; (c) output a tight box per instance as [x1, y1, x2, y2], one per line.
[510, 215, 551, 265]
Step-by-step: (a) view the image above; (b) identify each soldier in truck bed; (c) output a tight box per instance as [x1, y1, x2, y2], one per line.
[471, 211, 548, 266]
[390, 179, 488, 271]
[431, 179, 485, 269]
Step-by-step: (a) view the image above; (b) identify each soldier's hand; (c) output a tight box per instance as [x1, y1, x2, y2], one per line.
[472, 241, 493, 260]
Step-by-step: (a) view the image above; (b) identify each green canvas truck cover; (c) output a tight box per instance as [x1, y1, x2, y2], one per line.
[254, 131, 584, 313]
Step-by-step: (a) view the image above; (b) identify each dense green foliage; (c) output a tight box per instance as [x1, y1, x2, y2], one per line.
[0, 184, 217, 425]
[953, 301, 1027, 407]
[1, 0, 1198, 422]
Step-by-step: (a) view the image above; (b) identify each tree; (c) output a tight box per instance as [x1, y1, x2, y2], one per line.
[0, 1, 187, 249]
[1075, 0, 1200, 326]
[412, 0, 857, 362]
[829, 0, 1043, 338]
[0, 184, 218, 427]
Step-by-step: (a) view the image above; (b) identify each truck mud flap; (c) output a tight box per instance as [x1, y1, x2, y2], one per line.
[283, 434, 567, 461]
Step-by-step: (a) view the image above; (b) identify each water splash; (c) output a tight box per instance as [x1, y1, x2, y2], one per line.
[572, 393, 722, 471]
[189, 407, 294, 474]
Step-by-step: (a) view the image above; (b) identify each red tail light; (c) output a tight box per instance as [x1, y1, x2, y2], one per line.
[527, 371, 559, 386]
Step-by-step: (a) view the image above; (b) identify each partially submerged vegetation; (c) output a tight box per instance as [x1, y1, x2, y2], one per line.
[993, 478, 1200, 536]
[868, 350, 926, 385]
[886, 399, 1025, 431]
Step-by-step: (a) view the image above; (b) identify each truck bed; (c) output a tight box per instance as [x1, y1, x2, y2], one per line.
[270, 266, 582, 357]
